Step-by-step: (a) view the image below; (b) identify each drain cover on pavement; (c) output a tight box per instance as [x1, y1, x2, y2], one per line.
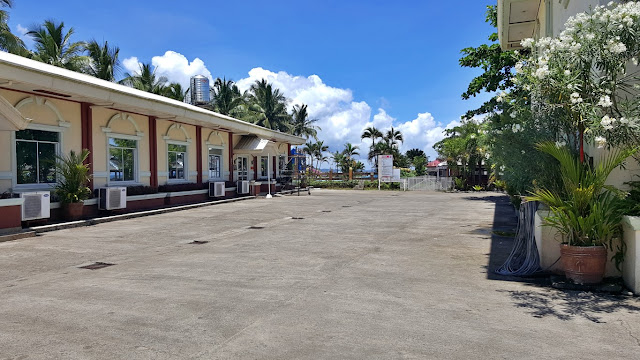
[291, 217, 304, 220]
[79, 262, 115, 270]
[248, 226, 265, 229]
[322, 210, 332, 213]
[190, 240, 209, 244]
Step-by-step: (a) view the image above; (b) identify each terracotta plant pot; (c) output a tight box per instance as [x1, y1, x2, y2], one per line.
[63, 202, 84, 221]
[560, 244, 607, 284]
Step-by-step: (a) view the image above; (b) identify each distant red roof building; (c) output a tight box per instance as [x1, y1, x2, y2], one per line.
[427, 160, 442, 168]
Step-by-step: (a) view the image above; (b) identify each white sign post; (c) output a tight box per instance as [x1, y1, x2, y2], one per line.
[378, 155, 393, 190]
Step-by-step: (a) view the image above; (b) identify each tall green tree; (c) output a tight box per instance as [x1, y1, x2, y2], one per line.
[291, 104, 320, 139]
[211, 77, 245, 116]
[342, 143, 359, 161]
[0, 0, 26, 55]
[84, 40, 120, 81]
[384, 127, 403, 149]
[119, 62, 168, 95]
[163, 82, 185, 101]
[244, 79, 291, 132]
[362, 126, 383, 169]
[459, 5, 523, 120]
[405, 148, 426, 165]
[28, 19, 87, 71]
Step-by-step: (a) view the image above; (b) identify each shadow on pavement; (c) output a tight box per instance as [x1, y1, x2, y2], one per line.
[498, 286, 640, 323]
[463, 194, 538, 282]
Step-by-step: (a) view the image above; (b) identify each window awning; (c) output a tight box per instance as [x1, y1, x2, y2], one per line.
[0, 94, 28, 131]
[234, 136, 270, 152]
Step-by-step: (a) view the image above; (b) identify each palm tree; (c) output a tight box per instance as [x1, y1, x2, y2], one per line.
[28, 20, 87, 71]
[119, 62, 168, 95]
[244, 79, 291, 131]
[342, 143, 359, 161]
[211, 77, 245, 116]
[0, 1, 26, 55]
[361, 126, 383, 147]
[84, 40, 120, 81]
[332, 151, 345, 173]
[384, 127, 403, 149]
[291, 104, 320, 139]
[362, 126, 383, 170]
[163, 82, 186, 101]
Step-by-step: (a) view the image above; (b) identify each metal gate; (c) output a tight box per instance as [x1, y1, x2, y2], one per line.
[404, 176, 453, 191]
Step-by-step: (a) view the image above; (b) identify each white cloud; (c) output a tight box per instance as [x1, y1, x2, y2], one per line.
[15, 24, 33, 48]
[122, 51, 213, 89]
[15, 24, 28, 36]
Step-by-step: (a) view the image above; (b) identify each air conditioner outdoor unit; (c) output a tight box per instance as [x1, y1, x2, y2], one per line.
[237, 180, 250, 194]
[20, 191, 50, 221]
[98, 187, 127, 210]
[209, 181, 226, 197]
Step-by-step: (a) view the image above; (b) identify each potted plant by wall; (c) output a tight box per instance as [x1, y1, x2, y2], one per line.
[527, 142, 634, 284]
[54, 149, 91, 221]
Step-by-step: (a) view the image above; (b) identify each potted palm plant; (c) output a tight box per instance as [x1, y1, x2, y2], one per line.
[54, 149, 91, 221]
[527, 142, 634, 284]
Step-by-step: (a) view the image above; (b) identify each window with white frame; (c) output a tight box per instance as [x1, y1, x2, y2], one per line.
[15, 129, 59, 185]
[208, 147, 223, 179]
[278, 155, 287, 177]
[108, 137, 137, 182]
[259, 156, 269, 178]
[168, 143, 187, 180]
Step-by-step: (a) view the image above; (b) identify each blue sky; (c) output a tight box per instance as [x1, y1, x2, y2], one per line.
[8, 0, 495, 160]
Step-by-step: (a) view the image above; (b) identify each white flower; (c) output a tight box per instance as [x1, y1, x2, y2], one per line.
[595, 136, 607, 148]
[585, 33, 596, 41]
[510, 112, 517, 119]
[601, 115, 616, 130]
[555, 141, 566, 148]
[633, 57, 639, 66]
[620, 117, 629, 125]
[521, 38, 534, 48]
[570, 92, 583, 104]
[564, 70, 571, 76]
[521, 150, 526, 154]
[597, 95, 613, 107]
[535, 65, 550, 79]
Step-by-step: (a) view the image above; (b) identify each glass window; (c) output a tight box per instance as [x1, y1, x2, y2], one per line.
[260, 156, 269, 178]
[208, 148, 222, 179]
[278, 155, 286, 176]
[168, 144, 187, 180]
[16, 129, 59, 185]
[109, 137, 136, 182]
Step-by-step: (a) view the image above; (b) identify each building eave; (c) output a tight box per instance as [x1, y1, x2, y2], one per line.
[0, 51, 306, 145]
[498, 0, 541, 51]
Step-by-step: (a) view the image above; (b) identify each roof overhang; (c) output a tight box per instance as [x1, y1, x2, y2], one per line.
[498, 0, 541, 51]
[234, 135, 270, 153]
[0, 52, 306, 145]
[0, 93, 28, 131]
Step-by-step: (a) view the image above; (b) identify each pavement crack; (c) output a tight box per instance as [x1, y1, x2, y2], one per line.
[618, 319, 640, 347]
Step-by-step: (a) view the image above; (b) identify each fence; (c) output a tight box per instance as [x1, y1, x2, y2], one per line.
[403, 176, 453, 191]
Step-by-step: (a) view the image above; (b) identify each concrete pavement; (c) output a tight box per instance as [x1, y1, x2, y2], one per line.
[1, 190, 639, 359]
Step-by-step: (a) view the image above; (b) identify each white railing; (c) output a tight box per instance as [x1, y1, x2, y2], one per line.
[404, 176, 453, 191]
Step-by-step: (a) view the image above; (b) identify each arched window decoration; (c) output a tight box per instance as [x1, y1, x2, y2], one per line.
[206, 131, 225, 180]
[163, 123, 191, 182]
[102, 113, 142, 184]
[12, 96, 68, 187]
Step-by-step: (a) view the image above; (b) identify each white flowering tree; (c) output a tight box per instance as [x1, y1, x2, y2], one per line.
[517, 1, 640, 162]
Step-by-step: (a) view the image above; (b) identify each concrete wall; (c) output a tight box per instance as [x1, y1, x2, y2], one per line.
[535, 210, 622, 278]
[622, 216, 640, 294]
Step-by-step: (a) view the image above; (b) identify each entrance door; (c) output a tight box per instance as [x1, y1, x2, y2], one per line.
[235, 156, 248, 181]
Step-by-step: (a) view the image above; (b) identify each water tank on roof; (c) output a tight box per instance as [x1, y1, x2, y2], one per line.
[190, 75, 210, 104]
